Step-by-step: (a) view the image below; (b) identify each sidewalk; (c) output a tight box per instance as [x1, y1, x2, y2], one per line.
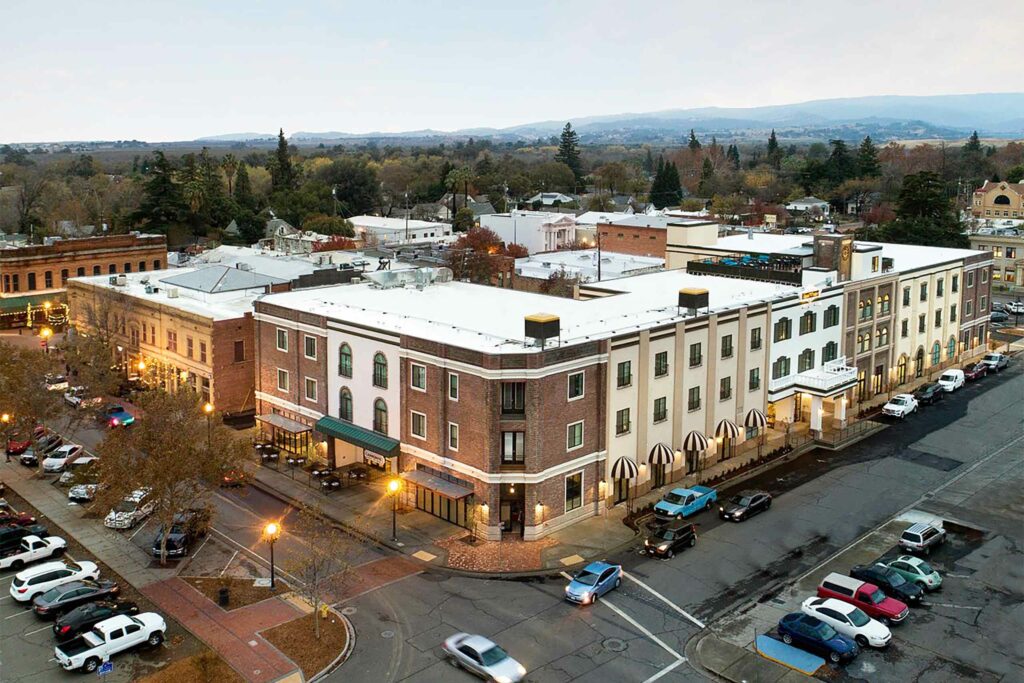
[691, 632, 808, 683]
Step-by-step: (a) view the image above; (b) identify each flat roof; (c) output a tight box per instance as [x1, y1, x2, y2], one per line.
[259, 269, 798, 354]
[515, 249, 663, 282]
[349, 215, 446, 231]
[190, 245, 327, 280]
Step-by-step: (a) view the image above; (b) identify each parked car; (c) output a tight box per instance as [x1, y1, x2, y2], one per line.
[990, 310, 1010, 323]
[9, 560, 100, 603]
[777, 612, 860, 663]
[801, 597, 891, 648]
[564, 561, 622, 605]
[101, 404, 135, 428]
[885, 555, 943, 591]
[1005, 301, 1024, 314]
[0, 523, 50, 556]
[20, 433, 64, 467]
[0, 535, 65, 571]
[718, 489, 772, 521]
[44, 375, 69, 392]
[897, 522, 946, 555]
[914, 382, 945, 405]
[68, 483, 99, 504]
[882, 394, 919, 419]
[59, 456, 99, 485]
[937, 369, 965, 392]
[441, 633, 527, 683]
[850, 563, 924, 604]
[643, 521, 696, 558]
[0, 508, 38, 527]
[63, 387, 102, 409]
[42, 444, 85, 474]
[981, 352, 1009, 372]
[963, 362, 988, 381]
[219, 467, 247, 488]
[32, 579, 120, 618]
[150, 508, 211, 558]
[653, 485, 718, 519]
[817, 572, 909, 625]
[53, 601, 139, 643]
[54, 613, 165, 673]
[5, 426, 46, 456]
[104, 489, 154, 529]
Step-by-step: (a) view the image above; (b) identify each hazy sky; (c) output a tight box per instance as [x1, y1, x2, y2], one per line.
[2, 0, 1018, 142]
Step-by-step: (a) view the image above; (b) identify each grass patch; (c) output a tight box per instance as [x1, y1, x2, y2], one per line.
[140, 650, 244, 683]
[182, 576, 283, 610]
[262, 611, 349, 679]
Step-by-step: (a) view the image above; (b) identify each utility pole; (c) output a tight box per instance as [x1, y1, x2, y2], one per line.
[404, 192, 409, 242]
[597, 228, 602, 282]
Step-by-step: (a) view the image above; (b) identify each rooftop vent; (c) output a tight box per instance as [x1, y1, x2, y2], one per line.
[525, 313, 560, 349]
[166, 287, 179, 299]
[678, 288, 709, 316]
[236, 262, 252, 271]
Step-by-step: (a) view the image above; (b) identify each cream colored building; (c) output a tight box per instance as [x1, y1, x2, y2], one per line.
[968, 233, 1023, 291]
[971, 180, 1024, 219]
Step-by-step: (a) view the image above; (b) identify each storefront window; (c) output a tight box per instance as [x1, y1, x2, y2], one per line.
[565, 472, 582, 512]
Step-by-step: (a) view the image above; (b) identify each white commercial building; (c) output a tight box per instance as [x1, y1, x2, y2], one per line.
[515, 249, 663, 284]
[481, 210, 577, 254]
[348, 215, 452, 245]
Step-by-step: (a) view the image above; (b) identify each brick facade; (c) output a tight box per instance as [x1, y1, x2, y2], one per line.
[959, 252, 993, 352]
[596, 222, 666, 258]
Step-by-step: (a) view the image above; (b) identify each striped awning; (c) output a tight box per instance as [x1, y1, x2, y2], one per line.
[648, 442, 675, 466]
[715, 419, 741, 440]
[682, 430, 709, 452]
[744, 408, 768, 430]
[610, 456, 640, 480]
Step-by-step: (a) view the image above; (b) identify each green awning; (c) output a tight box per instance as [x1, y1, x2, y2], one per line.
[0, 292, 66, 312]
[315, 416, 400, 457]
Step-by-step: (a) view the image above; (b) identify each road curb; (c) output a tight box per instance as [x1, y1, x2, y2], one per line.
[307, 608, 355, 683]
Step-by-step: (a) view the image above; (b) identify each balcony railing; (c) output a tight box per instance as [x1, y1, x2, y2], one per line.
[688, 253, 804, 285]
[769, 356, 857, 394]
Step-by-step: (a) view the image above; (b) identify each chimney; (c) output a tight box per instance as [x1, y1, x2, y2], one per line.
[525, 313, 560, 349]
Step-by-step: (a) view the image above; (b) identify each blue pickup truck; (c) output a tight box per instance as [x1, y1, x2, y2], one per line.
[654, 486, 718, 519]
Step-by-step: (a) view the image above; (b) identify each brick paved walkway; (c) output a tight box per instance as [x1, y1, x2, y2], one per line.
[329, 556, 421, 604]
[142, 577, 302, 683]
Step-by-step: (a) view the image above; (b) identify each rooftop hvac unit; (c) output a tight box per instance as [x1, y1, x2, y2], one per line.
[108, 276, 118, 285]
[166, 287, 179, 298]
[236, 262, 251, 271]
[525, 313, 560, 349]
[140, 275, 150, 284]
[116, 275, 127, 286]
[678, 288, 709, 316]
[144, 284, 155, 294]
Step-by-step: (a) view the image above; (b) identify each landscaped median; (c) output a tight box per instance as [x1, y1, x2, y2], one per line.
[263, 607, 352, 681]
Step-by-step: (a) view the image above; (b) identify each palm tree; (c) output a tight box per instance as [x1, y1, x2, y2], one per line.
[221, 154, 239, 196]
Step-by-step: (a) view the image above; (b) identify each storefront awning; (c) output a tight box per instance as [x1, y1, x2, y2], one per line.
[256, 413, 312, 434]
[315, 416, 399, 457]
[401, 469, 474, 499]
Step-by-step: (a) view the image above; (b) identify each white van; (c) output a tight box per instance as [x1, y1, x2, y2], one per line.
[937, 369, 964, 392]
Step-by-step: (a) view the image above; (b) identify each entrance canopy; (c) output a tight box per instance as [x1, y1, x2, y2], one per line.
[315, 416, 399, 457]
[257, 413, 312, 434]
[401, 469, 473, 499]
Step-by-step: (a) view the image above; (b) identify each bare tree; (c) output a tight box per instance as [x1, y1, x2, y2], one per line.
[0, 341, 63, 472]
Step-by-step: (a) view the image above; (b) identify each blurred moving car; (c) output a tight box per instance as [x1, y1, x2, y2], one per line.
[981, 352, 1009, 372]
[442, 633, 527, 683]
[990, 310, 1009, 323]
[101, 404, 135, 428]
[643, 521, 696, 558]
[718, 489, 772, 521]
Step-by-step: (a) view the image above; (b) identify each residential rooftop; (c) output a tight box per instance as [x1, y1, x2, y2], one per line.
[515, 249, 664, 283]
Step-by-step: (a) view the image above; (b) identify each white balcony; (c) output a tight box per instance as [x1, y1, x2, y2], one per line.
[769, 356, 858, 396]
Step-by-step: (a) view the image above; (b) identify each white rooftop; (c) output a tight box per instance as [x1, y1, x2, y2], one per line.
[575, 211, 634, 226]
[190, 245, 326, 281]
[349, 215, 446, 232]
[260, 269, 798, 354]
[515, 249, 664, 283]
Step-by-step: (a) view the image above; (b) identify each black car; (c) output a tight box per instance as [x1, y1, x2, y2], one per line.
[31, 579, 120, 618]
[19, 434, 64, 467]
[718, 489, 772, 521]
[643, 521, 697, 558]
[850, 563, 924, 604]
[991, 310, 1009, 323]
[0, 524, 49, 555]
[53, 600, 139, 642]
[151, 508, 211, 558]
[914, 382, 945, 405]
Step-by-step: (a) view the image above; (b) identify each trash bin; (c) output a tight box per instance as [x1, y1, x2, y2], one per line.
[218, 587, 230, 607]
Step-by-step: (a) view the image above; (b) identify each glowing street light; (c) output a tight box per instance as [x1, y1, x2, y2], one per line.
[203, 402, 214, 453]
[387, 478, 401, 541]
[262, 521, 282, 590]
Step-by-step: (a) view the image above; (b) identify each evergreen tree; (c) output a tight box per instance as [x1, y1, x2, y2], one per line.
[643, 148, 655, 175]
[666, 162, 682, 205]
[825, 139, 856, 186]
[132, 151, 182, 230]
[554, 122, 584, 186]
[688, 129, 701, 151]
[649, 157, 676, 209]
[270, 128, 295, 192]
[960, 130, 986, 184]
[234, 162, 256, 211]
[868, 171, 967, 248]
[698, 157, 715, 195]
[857, 136, 880, 177]
[766, 129, 781, 170]
[726, 144, 741, 170]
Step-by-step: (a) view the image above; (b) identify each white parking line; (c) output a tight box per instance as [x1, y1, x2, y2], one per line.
[127, 519, 151, 542]
[219, 550, 238, 577]
[643, 657, 687, 683]
[209, 528, 303, 586]
[924, 602, 982, 610]
[4, 608, 33, 619]
[24, 624, 51, 636]
[621, 570, 706, 630]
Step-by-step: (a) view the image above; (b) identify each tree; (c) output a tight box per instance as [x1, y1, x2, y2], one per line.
[132, 151, 183, 230]
[586, 193, 615, 211]
[94, 390, 251, 565]
[864, 171, 967, 248]
[444, 166, 473, 213]
[643, 148, 655, 175]
[529, 162, 575, 194]
[452, 207, 475, 232]
[554, 123, 583, 186]
[594, 162, 629, 195]
[445, 227, 522, 283]
[283, 503, 354, 639]
[1006, 163, 1024, 183]
[688, 129, 702, 151]
[221, 154, 239, 196]
[961, 130, 987, 185]
[766, 129, 781, 170]
[10, 168, 49, 233]
[233, 162, 257, 211]
[0, 341, 62, 470]
[698, 158, 716, 196]
[727, 144, 741, 171]
[269, 128, 295, 192]
[826, 139, 856, 187]
[857, 136, 881, 178]
[302, 213, 355, 237]
[314, 158, 382, 216]
[312, 236, 357, 252]
[539, 268, 579, 298]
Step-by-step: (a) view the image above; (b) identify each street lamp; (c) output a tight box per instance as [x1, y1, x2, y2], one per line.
[203, 402, 214, 454]
[262, 521, 281, 590]
[387, 478, 401, 541]
[40, 326, 53, 353]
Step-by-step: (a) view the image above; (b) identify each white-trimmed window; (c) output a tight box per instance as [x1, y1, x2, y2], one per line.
[304, 377, 318, 402]
[303, 335, 317, 360]
[448, 372, 459, 400]
[276, 368, 289, 392]
[410, 363, 426, 391]
[567, 371, 584, 400]
[566, 421, 584, 451]
[565, 471, 583, 512]
[410, 411, 426, 439]
[276, 328, 288, 352]
[448, 422, 459, 450]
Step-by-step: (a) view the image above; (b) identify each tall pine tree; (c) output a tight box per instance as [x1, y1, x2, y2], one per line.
[234, 162, 256, 211]
[554, 122, 584, 187]
[688, 129, 701, 151]
[857, 136, 880, 177]
[726, 144, 741, 170]
[766, 129, 781, 170]
[270, 128, 295, 192]
[132, 151, 183, 230]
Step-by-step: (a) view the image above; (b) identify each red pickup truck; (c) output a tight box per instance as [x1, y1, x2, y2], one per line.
[817, 573, 909, 625]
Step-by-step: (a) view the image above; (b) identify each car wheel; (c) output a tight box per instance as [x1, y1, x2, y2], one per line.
[11, 559, 24, 570]
[84, 658, 100, 673]
[879, 616, 891, 626]
[667, 550, 674, 559]
[615, 578, 621, 589]
[448, 655, 459, 668]
[855, 635, 868, 647]
[923, 546, 930, 556]
[592, 592, 599, 604]
[829, 651, 842, 663]
[689, 536, 696, 547]
[782, 633, 793, 645]
[148, 631, 164, 647]
[676, 514, 683, 520]
[705, 501, 712, 511]
[766, 499, 772, 509]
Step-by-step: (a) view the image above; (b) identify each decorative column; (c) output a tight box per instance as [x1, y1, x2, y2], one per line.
[837, 393, 848, 427]
[810, 395, 824, 435]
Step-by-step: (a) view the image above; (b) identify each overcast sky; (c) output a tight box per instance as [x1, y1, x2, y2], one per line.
[2, 0, 1018, 142]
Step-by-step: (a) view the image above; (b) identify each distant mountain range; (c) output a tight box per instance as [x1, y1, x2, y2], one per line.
[198, 93, 1024, 145]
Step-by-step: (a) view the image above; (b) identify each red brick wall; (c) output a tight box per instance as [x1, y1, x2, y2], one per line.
[211, 314, 255, 416]
[254, 312, 328, 420]
[960, 254, 993, 349]
[597, 224, 666, 257]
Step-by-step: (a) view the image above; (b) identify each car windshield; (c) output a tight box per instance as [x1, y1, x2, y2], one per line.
[813, 622, 838, 640]
[890, 397, 907, 405]
[65, 561, 81, 572]
[940, 373, 956, 381]
[573, 570, 599, 586]
[114, 501, 138, 513]
[730, 495, 752, 506]
[984, 354, 997, 362]
[654, 529, 675, 541]
[848, 608, 870, 627]
[479, 645, 509, 667]
[869, 588, 886, 604]
[663, 492, 686, 504]
[916, 561, 934, 575]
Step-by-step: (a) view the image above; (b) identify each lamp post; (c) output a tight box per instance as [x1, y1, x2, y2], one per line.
[40, 326, 53, 353]
[1, 413, 10, 463]
[387, 478, 401, 541]
[262, 521, 281, 590]
[203, 402, 214, 454]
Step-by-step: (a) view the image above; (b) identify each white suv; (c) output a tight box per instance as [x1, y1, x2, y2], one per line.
[9, 560, 100, 602]
[801, 596, 891, 648]
[882, 394, 918, 419]
[104, 489, 155, 529]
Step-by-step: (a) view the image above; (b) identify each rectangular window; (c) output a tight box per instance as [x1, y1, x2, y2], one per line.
[980, 295, 987, 311]
[77, 267, 85, 277]
[719, 376, 732, 401]
[721, 335, 733, 359]
[774, 318, 791, 342]
[902, 287, 910, 306]
[750, 327, 762, 350]
[901, 319, 908, 338]
[935, 310, 942, 327]
[824, 306, 839, 328]
[749, 367, 760, 391]
[937, 278, 944, 297]
[653, 397, 667, 422]
[654, 351, 669, 377]
[92, 266, 100, 276]
[304, 377, 318, 402]
[233, 340, 244, 362]
[410, 363, 426, 391]
[565, 471, 583, 512]
[186, 336, 194, 359]
[200, 341, 208, 363]
[166, 330, 177, 353]
[501, 382, 525, 415]
[276, 328, 288, 352]
[871, 255, 880, 272]
[967, 271, 975, 288]
[448, 422, 459, 450]
[966, 300, 973, 316]
[615, 408, 630, 435]
[109, 264, 116, 274]
[139, 261, 146, 272]
[448, 373, 459, 400]
[801, 312, 818, 334]
[567, 371, 584, 400]
[566, 421, 584, 450]
[27, 272, 36, 290]
[952, 275, 959, 292]
[982, 270, 988, 284]
[44, 271, 53, 288]
[616, 361, 632, 387]
[919, 283, 927, 302]
[501, 431, 525, 464]
[687, 386, 701, 411]
[304, 335, 317, 360]
[410, 411, 426, 439]
[1007, 247, 1017, 259]
[918, 315, 926, 333]
[772, 356, 791, 379]
[277, 369, 289, 392]
[689, 342, 702, 367]
[124, 262, 132, 273]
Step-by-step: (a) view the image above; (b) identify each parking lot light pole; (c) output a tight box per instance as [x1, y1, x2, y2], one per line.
[388, 479, 401, 541]
[203, 402, 214, 454]
[263, 522, 281, 590]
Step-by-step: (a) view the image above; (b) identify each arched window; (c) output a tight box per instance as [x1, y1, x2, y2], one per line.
[876, 327, 888, 347]
[373, 399, 388, 433]
[798, 348, 815, 372]
[947, 337, 956, 359]
[915, 348, 925, 377]
[822, 341, 837, 362]
[338, 343, 352, 378]
[931, 341, 941, 366]
[372, 352, 388, 388]
[339, 387, 352, 421]
[881, 294, 890, 315]
[897, 355, 908, 384]
[994, 194, 1011, 205]
[800, 311, 816, 335]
